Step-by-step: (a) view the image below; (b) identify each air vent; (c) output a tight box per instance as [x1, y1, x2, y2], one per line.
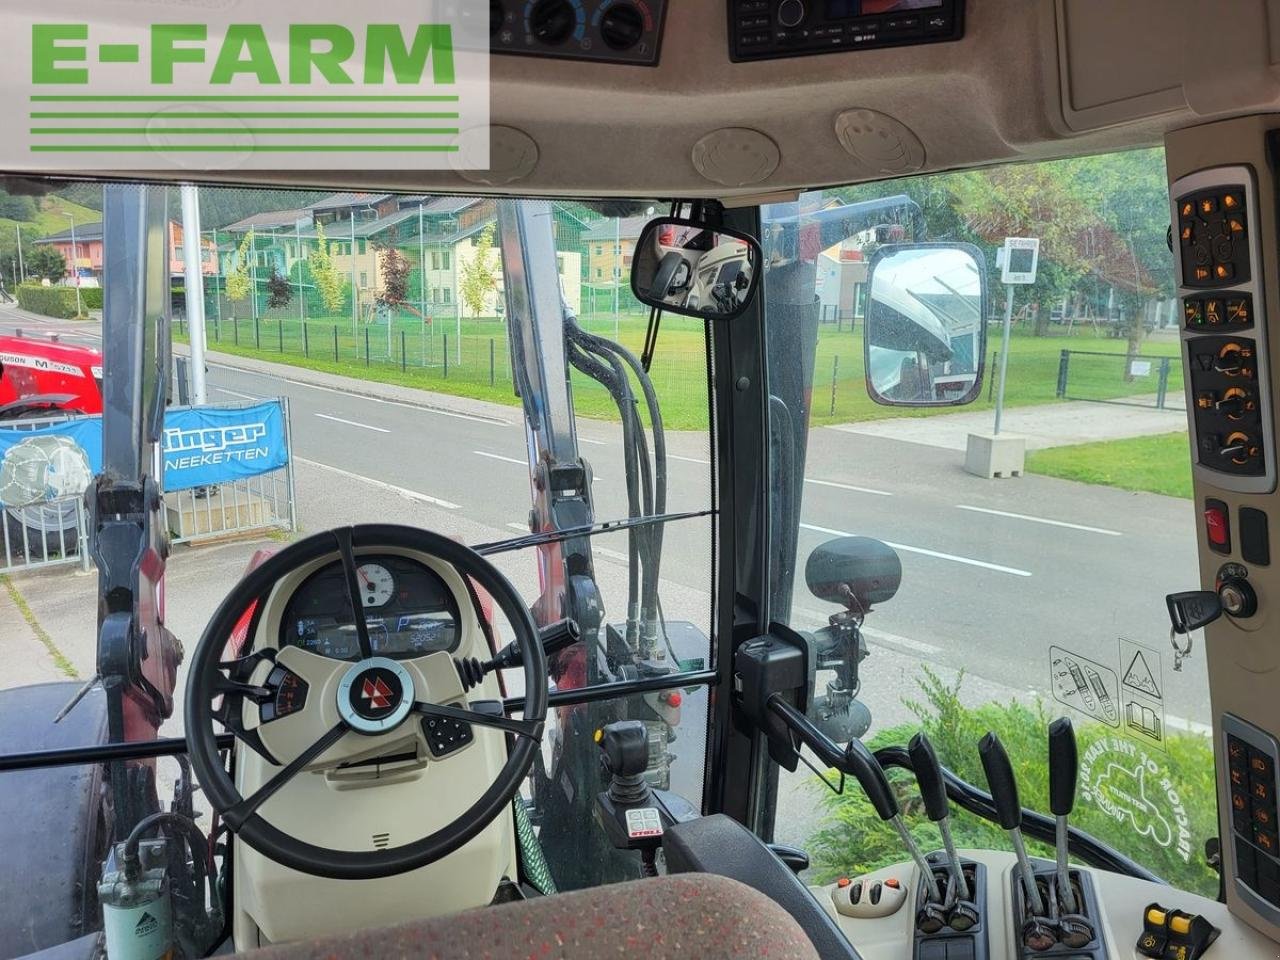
[371, 832, 391, 850]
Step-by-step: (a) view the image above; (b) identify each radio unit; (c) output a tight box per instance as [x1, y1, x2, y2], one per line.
[729, 0, 964, 62]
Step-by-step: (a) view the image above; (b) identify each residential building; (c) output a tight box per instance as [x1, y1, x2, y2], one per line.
[35, 220, 217, 283]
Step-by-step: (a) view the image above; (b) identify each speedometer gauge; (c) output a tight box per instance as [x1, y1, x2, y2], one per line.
[356, 563, 395, 608]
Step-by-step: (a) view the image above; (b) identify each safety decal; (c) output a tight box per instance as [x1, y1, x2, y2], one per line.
[1049, 645, 1120, 727]
[1119, 638, 1165, 750]
[1080, 736, 1192, 863]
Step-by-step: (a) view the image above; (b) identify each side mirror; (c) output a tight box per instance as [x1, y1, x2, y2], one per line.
[805, 536, 901, 611]
[631, 217, 761, 320]
[864, 243, 988, 407]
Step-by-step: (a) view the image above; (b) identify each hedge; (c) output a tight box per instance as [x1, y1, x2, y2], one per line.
[81, 288, 103, 310]
[16, 284, 83, 319]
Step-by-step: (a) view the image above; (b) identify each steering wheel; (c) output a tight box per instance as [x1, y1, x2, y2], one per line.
[184, 524, 548, 880]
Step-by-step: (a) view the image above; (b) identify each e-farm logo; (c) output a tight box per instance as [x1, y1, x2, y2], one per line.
[6, 2, 489, 170]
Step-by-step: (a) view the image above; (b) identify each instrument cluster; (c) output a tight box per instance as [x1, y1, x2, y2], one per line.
[279, 554, 461, 661]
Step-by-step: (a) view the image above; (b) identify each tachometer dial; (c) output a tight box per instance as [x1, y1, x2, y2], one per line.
[356, 563, 395, 608]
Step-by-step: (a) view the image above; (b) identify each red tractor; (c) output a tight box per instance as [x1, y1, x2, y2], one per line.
[0, 335, 103, 557]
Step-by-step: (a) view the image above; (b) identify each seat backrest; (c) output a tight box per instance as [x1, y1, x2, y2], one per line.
[664, 814, 864, 960]
[238, 874, 820, 960]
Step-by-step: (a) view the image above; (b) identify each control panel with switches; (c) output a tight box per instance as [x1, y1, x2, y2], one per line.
[491, 0, 668, 65]
[1173, 167, 1277, 493]
[1224, 715, 1280, 924]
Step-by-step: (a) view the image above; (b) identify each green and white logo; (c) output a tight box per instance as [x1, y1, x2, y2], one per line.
[7, 1, 489, 170]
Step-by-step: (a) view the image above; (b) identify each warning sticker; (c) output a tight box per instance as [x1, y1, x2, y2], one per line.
[1119, 638, 1165, 750]
[1049, 646, 1120, 727]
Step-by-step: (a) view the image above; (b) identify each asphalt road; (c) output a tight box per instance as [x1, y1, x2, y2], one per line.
[0, 305, 1207, 737]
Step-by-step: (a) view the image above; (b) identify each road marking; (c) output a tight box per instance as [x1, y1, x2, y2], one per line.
[805, 478, 893, 497]
[579, 437, 607, 446]
[315, 413, 390, 433]
[215, 387, 264, 401]
[596, 546, 631, 565]
[295, 457, 459, 509]
[507, 522, 528, 532]
[668, 454, 710, 465]
[474, 450, 526, 466]
[276, 375, 511, 425]
[955, 504, 1122, 537]
[799, 522, 1032, 578]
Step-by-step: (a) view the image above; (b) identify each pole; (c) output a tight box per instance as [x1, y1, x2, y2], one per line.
[613, 217, 620, 340]
[333, 325, 338, 363]
[993, 287, 1015, 435]
[418, 202, 426, 323]
[65, 213, 84, 317]
[350, 215, 357, 336]
[444, 333, 449, 378]
[179, 184, 208, 404]
[829, 355, 839, 416]
[489, 337, 495, 386]
[15, 223, 24, 283]
[401, 329, 406, 372]
[365, 326, 370, 365]
[250, 230, 259, 327]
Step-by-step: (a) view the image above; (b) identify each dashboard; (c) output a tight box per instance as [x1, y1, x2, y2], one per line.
[278, 554, 461, 661]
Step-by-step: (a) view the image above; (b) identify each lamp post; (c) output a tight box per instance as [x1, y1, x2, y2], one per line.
[63, 213, 84, 316]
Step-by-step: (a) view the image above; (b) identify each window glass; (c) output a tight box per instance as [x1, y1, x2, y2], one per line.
[763, 149, 1216, 897]
[0, 183, 714, 955]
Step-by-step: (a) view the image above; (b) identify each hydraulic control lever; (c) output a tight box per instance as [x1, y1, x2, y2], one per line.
[768, 695, 942, 902]
[1048, 718, 1079, 913]
[909, 733, 969, 901]
[978, 732, 1045, 917]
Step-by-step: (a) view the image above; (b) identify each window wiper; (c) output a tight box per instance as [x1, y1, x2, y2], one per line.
[471, 509, 716, 557]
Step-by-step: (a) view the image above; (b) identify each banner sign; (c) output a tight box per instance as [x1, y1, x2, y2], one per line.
[162, 402, 289, 492]
[4, 1, 488, 171]
[0, 401, 289, 505]
[0, 417, 102, 507]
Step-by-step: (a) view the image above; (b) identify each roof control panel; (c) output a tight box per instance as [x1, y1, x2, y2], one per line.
[491, 0, 667, 65]
[1173, 166, 1276, 494]
[728, 0, 964, 63]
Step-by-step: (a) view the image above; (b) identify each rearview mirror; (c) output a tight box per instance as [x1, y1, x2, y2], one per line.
[864, 243, 988, 406]
[631, 217, 761, 320]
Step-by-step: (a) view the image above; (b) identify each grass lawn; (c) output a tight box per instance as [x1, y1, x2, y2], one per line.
[0, 196, 100, 246]
[1025, 431, 1193, 499]
[178, 306, 1183, 433]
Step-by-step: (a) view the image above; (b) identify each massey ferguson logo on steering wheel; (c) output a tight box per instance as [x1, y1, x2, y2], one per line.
[361, 676, 395, 711]
[350, 667, 402, 719]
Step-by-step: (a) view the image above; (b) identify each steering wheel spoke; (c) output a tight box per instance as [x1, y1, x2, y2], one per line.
[413, 700, 544, 742]
[333, 527, 375, 660]
[223, 723, 349, 830]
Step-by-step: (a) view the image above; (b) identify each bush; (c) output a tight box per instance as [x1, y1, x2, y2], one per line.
[80, 287, 102, 310]
[16, 283, 82, 319]
[804, 669, 1220, 898]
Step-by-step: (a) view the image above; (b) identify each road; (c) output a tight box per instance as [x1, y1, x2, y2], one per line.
[1, 306, 1208, 847]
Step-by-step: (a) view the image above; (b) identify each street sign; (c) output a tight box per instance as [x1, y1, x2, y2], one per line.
[1000, 237, 1040, 285]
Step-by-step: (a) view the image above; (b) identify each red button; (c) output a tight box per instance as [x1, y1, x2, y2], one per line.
[836, 877, 851, 888]
[884, 878, 900, 889]
[1206, 507, 1229, 546]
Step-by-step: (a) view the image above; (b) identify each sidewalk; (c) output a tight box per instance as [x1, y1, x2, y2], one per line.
[827, 399, 1187, 452]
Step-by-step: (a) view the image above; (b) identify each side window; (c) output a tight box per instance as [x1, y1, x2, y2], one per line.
[763, 149, 1217, 898]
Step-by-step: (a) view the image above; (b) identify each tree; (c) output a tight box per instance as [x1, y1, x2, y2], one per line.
[376, 246, 412, 308]
[458, 223, 498, 318]
[309, 221, 347, 316]
[266, 269, 292, 308]
[0, 194, 37, 221]
[225, 231, 253, 303]
[26, 245, 67, 283]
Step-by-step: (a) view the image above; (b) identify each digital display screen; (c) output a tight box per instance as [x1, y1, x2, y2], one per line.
[826, 0, 944, 17]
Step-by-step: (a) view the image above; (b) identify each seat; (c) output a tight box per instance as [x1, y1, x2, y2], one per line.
[235, 874, 819, 959]
[663, 814, 863, 960]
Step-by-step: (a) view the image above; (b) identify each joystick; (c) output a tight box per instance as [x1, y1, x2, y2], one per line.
[1049, 717, 1095, 948]
[978, 731, 1046, 917]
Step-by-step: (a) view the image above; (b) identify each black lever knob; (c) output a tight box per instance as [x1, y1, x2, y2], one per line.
[1048, 717, 1077, 817]
[978, 732, 1022, 831]
[489, 617, 580, 671]
[845, 738, 899, 822]
[908, 733, 949, 823]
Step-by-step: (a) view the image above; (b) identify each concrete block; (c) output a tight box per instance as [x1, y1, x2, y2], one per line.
[167, 494, 269, 538]
[965, 432, 1026, 479]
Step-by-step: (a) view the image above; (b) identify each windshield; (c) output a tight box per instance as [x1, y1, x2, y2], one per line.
[763, 148, 1216, 898]
[0, 182, 715, 941]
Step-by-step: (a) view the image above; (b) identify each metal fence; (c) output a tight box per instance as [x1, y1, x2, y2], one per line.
[163, 395, 298, 546]
[1055, 349, 1186, 411]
